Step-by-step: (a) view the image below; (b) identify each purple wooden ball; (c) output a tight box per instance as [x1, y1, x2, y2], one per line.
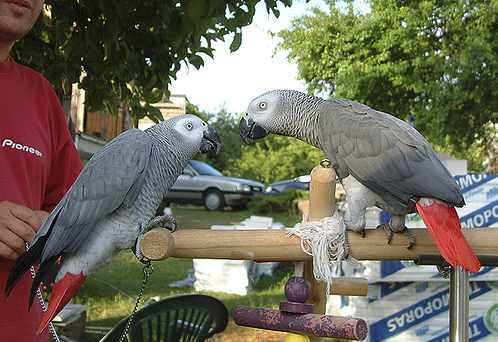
[285, 276, 310, 303]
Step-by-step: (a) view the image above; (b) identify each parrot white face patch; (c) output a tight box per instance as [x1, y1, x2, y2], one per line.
[246, 93, 280, 128]
[173, 116, 206, 144]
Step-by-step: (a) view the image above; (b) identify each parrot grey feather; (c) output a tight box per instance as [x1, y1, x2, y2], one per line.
[37, 129, 153, 263]
[318, 99, 464, 212]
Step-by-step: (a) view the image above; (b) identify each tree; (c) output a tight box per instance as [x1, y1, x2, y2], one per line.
[187, 103, 323, 183]
[279, 0, 498, 168]
[187, 104, 242, 172]
[13, 0, 291, 122]
[228, 135, 324, 184]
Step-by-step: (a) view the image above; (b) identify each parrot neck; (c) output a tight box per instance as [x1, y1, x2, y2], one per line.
[291, 102, 324, 150]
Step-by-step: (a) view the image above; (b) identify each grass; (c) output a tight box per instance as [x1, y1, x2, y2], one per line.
[74, 205, 301, 341]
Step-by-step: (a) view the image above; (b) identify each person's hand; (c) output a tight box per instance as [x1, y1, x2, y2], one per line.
[0, 201, 45, 260]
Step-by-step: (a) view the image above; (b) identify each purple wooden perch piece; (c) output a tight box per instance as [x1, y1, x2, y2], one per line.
[233, 306, 368, 340]
[233, 276, 368, 341]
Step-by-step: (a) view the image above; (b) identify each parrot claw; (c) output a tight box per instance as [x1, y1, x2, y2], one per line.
[134, 215, 178, 263]
[134, 237, 147, 263]
[144, 215, 177, 233]
[343, 231, 351, 259]
[377, 223, 416, 249]
[403, 228, 416, 249]
[377, 223, 394, 244]
[436, 263, 452, 279]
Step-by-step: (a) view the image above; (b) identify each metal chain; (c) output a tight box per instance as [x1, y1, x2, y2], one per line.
[26, 243, 61, 342]
[118, 261, 154, 342]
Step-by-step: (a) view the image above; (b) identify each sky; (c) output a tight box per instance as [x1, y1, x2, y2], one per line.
[170, 0, 328, 114]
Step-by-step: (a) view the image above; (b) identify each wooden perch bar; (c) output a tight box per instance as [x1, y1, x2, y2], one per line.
[139, 227, 498, 263]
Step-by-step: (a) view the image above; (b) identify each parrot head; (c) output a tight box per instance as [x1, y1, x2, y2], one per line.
[159, 114, 221, 154]
[240, 89, 313, 143]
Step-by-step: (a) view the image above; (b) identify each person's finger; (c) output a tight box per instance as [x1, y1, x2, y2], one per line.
[4, 216, 36, 243]
[9, 203, 42, 229]
[0, 224, 28, 254]
[34, 210, 49, 228]
[0, 240, 20, 260]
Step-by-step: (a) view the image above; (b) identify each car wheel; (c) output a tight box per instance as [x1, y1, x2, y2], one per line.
[204, 189, 225, 211]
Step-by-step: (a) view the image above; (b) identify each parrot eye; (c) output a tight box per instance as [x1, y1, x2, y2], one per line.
[185, 122, 194, 131]
[258, 102, 267, 110]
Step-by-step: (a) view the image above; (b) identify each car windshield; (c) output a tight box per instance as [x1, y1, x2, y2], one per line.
[190, 160, 223, 176]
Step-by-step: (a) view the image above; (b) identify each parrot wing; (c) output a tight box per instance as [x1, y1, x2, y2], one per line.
[321, 99, 464, 209]
[38, 128, 153, 262]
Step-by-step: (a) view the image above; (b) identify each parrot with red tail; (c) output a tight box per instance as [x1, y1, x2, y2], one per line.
[5, 114, 221, 334]
[240, 89, 480, 273]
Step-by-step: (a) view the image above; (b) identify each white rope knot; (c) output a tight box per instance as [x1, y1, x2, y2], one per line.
[288, 213, 349, 294]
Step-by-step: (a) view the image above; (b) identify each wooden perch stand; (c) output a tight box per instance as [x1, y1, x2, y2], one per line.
[139, 227, 498, 264]
[139, 159, 498, 342]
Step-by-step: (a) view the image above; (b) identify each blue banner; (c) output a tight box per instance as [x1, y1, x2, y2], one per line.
[454, 174, 498, 193]
[369, 282, 492, 341]
[427, 316, 492, 342]
[460, 202, 498, 228]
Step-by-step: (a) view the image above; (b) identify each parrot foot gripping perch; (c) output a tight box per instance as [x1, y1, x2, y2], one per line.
[377, 222, 416, 249]
[134, 215, 178, 262]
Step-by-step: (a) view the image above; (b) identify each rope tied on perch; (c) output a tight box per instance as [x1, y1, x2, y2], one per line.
[289, 159, 356, 295]
[289, 214, 355, 294]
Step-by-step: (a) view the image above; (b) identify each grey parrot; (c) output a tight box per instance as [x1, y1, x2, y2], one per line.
[5, 114, 221, 334]
[240, 89, 480, 273]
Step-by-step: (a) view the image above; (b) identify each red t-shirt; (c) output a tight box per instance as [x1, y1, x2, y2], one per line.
[0, 57, 83, 341]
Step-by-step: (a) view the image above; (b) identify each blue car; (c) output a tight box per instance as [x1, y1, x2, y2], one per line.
[265, 175, 310, 194]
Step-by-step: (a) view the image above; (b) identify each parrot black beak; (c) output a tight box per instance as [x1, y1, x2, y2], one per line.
[239, 115, 268, 144]
[200, 126, 222, 154]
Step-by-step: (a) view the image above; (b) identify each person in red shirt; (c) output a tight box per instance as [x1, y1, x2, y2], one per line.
[0, 1, 83, 341]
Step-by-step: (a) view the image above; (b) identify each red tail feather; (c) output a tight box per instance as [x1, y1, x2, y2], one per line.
[37, 272, 86, 334]
[416, 200, 480, 273]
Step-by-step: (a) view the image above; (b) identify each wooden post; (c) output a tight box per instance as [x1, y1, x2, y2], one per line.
[305, 160, 336, 342]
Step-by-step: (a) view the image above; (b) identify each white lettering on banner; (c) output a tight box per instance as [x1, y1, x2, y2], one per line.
[462, 204, 498, 228]
[457, 174, 488, 190]
[1, 138, 42, 157]
[387, 294, 450, 332]
[386, 283, 482, 333]
[470, 324, 482, 338]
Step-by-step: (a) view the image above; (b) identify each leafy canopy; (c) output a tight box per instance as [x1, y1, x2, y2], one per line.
[279, 0, 498, 160]
[13, 0, 291, 121]
[190, 104, 323, 184]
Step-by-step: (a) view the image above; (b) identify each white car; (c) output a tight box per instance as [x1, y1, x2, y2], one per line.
[166, 160, 265, 210]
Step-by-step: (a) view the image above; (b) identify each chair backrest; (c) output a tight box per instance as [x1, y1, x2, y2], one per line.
[100, 294, 228, 342]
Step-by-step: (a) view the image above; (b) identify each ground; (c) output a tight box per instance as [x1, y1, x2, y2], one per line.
[74, 206, 301, 341]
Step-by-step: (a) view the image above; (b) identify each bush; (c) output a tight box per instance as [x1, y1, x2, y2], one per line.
[248, 189, 308, 215]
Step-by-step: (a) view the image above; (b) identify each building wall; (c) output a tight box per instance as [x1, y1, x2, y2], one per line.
[84, 111, 123, 142]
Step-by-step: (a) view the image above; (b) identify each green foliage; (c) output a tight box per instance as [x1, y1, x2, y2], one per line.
[227, 135, 324, 183]
[279, 0, 498, 167]
[248, 189, 307, 214]
[189, 107, 243, 173]
[13, 0, 292, 121]
[188, 103, 324, 183]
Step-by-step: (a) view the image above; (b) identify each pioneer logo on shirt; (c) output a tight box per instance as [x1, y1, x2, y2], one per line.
[1, 138, 43, 157]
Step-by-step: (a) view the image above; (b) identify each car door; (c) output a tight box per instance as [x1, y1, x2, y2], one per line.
[168, 164, 204, 202]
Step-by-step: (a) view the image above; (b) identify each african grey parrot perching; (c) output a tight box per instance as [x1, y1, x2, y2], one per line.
[240, 89, 480, 273]
[5, 114, 221, 334]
